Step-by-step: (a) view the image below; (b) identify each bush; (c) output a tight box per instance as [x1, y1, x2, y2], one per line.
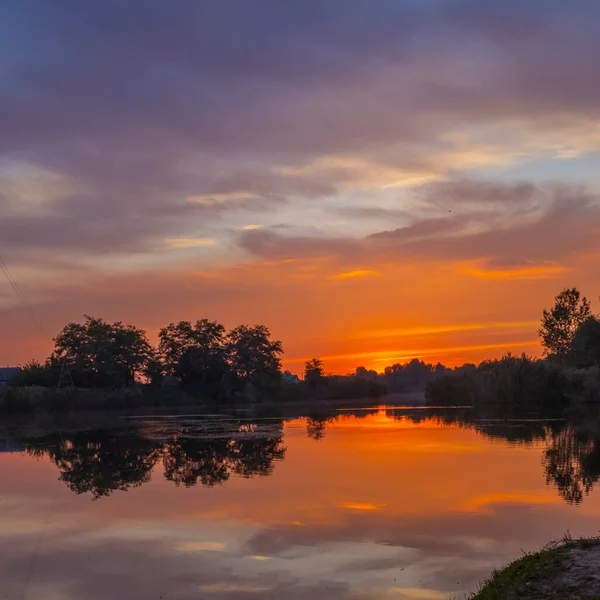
[426, 354, 571, 414]
[319, 375, 387, 400]
[569, 367, 600, 404]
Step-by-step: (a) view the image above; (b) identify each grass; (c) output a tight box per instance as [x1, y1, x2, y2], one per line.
[471, 535, 600, 600]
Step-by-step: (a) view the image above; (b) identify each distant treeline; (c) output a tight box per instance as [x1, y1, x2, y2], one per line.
[301, 356, 451, 398]
[17, 286, 598, 412]
[427, 288, 600, 413]
[9, 315, 457, 410]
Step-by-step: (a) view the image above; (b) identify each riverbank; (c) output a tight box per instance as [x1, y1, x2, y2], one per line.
[426, 355, 600, 416]
[472, 536, 600, 599]
[0, 382, 423, 415]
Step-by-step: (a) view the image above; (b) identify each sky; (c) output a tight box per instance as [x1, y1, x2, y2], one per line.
[1, 0, 600, 373]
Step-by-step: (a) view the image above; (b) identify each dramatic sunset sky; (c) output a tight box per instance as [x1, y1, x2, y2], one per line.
[1, 1, 600, 373]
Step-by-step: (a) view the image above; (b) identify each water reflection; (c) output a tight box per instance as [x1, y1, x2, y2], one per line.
[4, 408, 600, 600]
[162, 424, 285, 487]
[6, 408, 600, 504]
[543, 427, 600, 504]
[302, 408, 600, 505]
[25, 430, 161, 498]
[21, 420, 286, 498]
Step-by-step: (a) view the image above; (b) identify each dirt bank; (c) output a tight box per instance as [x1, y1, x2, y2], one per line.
[472, 537, 600, 599]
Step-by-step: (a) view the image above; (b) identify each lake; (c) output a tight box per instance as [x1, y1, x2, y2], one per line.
[1, 406, 599, 600]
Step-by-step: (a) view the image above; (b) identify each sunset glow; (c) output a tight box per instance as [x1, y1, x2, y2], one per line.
[2, 2, 600, 373]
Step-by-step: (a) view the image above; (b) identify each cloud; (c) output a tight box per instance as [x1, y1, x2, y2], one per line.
[340, 502, 386, 511]
[346, 321, 540, 341]
[236, 181, 600, 269]
[460, 259, 568, 280]
[415, 178, 537, 209]
[163, 237, 218, 250]
[1, 0, 600, 270]
[238, 229, 361, 262]
[331, 270, 382, 280]
[2, 2, 600, 371]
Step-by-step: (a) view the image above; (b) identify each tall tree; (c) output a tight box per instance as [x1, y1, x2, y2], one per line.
[53, 315, 153, 387]
[111, 321, 156, 386]
[227, 325, 283, 393]
[539, 288, 592, 361]
[158, 319, 228, 392]
[572, 316, 600, 367]
[304, 357, 324, 387]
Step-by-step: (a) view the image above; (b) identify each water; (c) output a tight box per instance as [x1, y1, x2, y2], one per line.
[1, 406, 599, 600]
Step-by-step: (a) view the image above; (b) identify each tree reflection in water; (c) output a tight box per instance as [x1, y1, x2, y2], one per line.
[543, 427, 600, 504]
[16, 408, 600, 504]
[163, 427, 286, 487]
[23, 420, 286, 499]
[25, 431, 162, 499]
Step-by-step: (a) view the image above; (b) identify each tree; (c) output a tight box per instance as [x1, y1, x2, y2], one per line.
[143, 354, 165, 387]
[111, 321, 156, 386]
[52, 315, 153, 387]
[572, 316, 600, 367]
[539, 288, 592, 361]
[383, 358, 437, 392]
[354, 366, 378, 381]
[227, 325, 283, 394]
[158, 319, 228, 393]
[304, 357, 325, 387]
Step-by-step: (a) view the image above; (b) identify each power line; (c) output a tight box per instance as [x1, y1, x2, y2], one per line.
[0, 255, 74, 388]
[0, 256, 47, 337]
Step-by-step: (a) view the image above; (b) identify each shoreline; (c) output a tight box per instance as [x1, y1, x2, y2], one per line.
[471, 536, 600, 599]
[0, 384, 426, 416]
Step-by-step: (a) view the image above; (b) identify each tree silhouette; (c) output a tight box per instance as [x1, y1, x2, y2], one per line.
[227, 325, 283, 394]
[52, 316, 153, 387]
[384, 359, 444, 392]
[159, 319, 229, 394]
[539, 288, 591, 361]
[304, 357, 324, 387]
[572, 316, 600, 367]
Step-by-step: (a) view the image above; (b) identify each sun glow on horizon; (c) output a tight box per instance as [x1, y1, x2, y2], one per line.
[282, 339, 541, 372]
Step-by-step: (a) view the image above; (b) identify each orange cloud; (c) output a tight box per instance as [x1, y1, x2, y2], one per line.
[163, 237, 218, 249]
[347, 320, 539, 341]
[340, 502, 386, 511]
[463, 492, 560, 512]
[331, 269, 382, 280]
[460, 260, 568, 280]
